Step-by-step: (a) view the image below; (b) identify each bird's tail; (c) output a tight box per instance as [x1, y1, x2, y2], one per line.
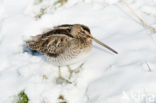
[26, 35, 42, 51]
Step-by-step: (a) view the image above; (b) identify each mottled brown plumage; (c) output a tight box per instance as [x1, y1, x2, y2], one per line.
[26, 24, 117, 83]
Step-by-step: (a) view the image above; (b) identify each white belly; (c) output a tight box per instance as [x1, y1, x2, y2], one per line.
[47, 48, 92, 66]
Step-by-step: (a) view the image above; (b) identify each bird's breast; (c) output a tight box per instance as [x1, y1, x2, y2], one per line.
[47, 40, 92, 66]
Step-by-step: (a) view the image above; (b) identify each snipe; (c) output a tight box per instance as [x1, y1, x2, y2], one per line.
[26, 24, 118, 83]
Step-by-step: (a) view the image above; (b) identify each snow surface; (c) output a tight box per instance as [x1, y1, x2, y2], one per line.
[0, 0, 156, 103]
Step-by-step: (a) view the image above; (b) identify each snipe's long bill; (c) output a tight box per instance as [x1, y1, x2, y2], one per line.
[87, 34, 118, 54]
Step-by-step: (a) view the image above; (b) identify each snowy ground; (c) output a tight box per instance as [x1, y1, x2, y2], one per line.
[0, 0, 156, 103]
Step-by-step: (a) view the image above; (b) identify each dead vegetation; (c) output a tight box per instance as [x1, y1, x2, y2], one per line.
[54, 0, 68, 6]
[35, 0, 68, 19]
[146, 63, 152, 72]
[57, 95, 67, 103]
[122, 0, 156, 33]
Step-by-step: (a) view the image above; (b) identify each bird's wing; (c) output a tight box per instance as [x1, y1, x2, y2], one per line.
[45, 35, 70, 54]
[26, 34, 72, 56]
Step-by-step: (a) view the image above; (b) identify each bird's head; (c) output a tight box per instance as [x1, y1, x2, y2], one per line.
[71, 24, 118, 54]
[70, 24, 92, 39]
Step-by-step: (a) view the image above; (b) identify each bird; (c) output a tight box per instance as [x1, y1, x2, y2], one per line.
[26, 24, 118, 83]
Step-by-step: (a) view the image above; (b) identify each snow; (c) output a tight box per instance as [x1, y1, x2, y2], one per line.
[0, 0, 156, 103]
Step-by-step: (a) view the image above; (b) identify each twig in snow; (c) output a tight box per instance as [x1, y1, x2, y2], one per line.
[54, 0, 67, 6]
[121, 0, 156, 33]
[35, 8, 47, 19]
[53, 0, 68, 9]
[146, 63, 152, 72]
